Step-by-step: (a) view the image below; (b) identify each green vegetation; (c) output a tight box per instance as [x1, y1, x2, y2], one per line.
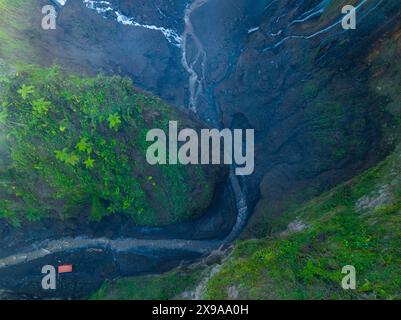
[0, 66, 219, 226]
[205, 145, 401, 299]
[90, 268, 203, 300]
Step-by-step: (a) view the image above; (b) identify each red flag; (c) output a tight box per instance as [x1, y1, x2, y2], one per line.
[58, 265, 73, 274]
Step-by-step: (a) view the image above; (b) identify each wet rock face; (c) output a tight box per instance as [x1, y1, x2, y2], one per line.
[201, 0, 401, 236]
[112, 0, 188, 31]
[120, 0, 399, 236]
[30, 0, 188, 107]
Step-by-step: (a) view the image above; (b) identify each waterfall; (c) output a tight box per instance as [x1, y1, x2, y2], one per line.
[180, 0, 249, 242]
[82, 0, 183, 47]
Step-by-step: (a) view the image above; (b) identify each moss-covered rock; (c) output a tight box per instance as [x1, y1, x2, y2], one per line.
[0, 65, 223, 226]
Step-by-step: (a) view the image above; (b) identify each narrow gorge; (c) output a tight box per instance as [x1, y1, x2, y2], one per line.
[0, 0, 400, 300]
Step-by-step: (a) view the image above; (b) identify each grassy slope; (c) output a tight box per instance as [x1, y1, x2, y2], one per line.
[205, 145, 401, 299]
[90, 267, 205, 300]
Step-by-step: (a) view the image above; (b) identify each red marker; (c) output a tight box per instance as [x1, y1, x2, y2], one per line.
[58, 265, 73, 274]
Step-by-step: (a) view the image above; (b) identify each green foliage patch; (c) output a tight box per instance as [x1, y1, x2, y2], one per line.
[205, 145, 401, 300]
[90, 269, 203, 300]
[0, 66, 217, 225]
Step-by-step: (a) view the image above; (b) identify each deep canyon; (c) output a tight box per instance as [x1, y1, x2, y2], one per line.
[0, 0, 400, 299]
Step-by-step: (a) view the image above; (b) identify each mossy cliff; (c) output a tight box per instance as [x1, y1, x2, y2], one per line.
[0, 66, 222, 226]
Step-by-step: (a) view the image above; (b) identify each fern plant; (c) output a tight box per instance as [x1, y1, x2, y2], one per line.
[108, 112, 122, 131]
[17, 85, 35, 100]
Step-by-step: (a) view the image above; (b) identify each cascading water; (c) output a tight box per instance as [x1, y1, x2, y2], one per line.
[179, 0, 249, 243]
[263, 0, 384, 51]
[81, 0, 183, 47]
[180, 0, 209, 112]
